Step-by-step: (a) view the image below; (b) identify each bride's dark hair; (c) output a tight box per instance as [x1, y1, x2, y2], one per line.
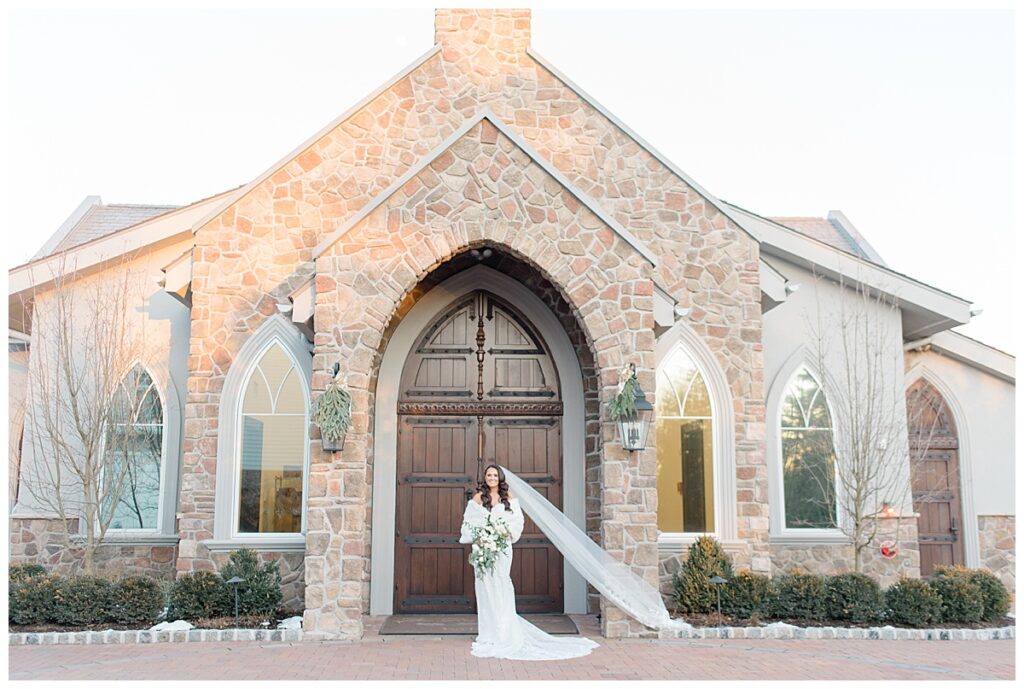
[477, 464, 511, 512]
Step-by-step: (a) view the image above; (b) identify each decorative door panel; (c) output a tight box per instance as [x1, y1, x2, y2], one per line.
[487, 416, 563, 613]
[907, 379, 964, 575]
[395, 290, 564, 614]
[394, 415, 478, 613]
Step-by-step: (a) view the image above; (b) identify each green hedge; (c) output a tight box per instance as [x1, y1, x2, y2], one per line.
[933, 566, 1010, 622]
[8, 551, 287, 628]
[52, 576, 117, 626]
[885, 577, 943, 626]
[771, 570, 827, 621]
[112, 576, 167, 626]
[167, 571, 231, 621]
[824, 572, 884, 623]
[721, 571, 774, 619]
[929, 567, 985, 623]
[9, 562, 47, 582]
[9, 572, 62, 625]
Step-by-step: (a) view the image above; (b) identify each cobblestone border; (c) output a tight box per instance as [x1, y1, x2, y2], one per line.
[9, 628, 302, 645]
[657, 622, 1016, 641]
[9, 622, 1014, 645]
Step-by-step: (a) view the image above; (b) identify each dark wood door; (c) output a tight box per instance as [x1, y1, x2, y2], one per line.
[907, 379, 964, 575]
[394, 291, 564, 614]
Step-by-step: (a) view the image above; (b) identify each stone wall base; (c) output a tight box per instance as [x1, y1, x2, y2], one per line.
[769, 518, 921, 588]
[9, 517, 177, 580]
[979, 515, 1015, 595]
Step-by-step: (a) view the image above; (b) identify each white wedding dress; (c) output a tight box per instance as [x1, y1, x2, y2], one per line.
[460, 498, 599, 660]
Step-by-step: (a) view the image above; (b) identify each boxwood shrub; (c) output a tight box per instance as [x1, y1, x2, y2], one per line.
[52, 576, 116, 626]
[112, 576, 166, 626]
[670, 536, 734, 614]
[9, 572, 62, 625]
[930, 565, 1010, 622]
[219, 548, 283, 617]
[885, 577, 943, 626]
[167, 571, 231, 621]
[9, 562, 47, 582]
[824, 572, 884, 623]
[721, 571, 774, 619]
[770, 570, 827, 621]
[929, 567, 985, 623]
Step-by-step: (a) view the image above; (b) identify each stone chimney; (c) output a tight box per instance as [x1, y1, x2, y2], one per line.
[434, 8, 531, 56]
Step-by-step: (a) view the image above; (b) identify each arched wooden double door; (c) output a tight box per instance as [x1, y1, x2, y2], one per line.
[394, 290, 564, 614]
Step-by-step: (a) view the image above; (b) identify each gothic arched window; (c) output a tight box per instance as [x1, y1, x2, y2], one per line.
[780, 368, 837, 529]
[236, 341, 308, 534]
[656, 347, 714, 534]
[105, 366, 164, 531]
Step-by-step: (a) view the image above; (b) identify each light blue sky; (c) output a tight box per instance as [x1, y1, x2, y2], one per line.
[6, 7, 1015, 353]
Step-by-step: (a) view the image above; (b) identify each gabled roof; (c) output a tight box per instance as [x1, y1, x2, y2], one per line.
[906, 329, 1015, 383]
[724, 201, 973, 340]
[189, 45, 443, 236]
[313, 108, 659, 265]
[526, 48, 758, 244]
[36, 200, 180, 259]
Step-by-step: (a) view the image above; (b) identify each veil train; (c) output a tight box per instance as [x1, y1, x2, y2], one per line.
[502, 466, 693, 632]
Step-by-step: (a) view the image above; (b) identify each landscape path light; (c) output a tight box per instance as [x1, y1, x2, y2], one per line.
[710, 575, 727, 633]
[225, 576, 244, 628]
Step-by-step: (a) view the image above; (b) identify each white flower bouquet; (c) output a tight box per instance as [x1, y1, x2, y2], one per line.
[466, 514, 512, 577]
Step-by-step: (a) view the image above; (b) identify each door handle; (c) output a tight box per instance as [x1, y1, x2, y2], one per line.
[950, 517, 959, 535]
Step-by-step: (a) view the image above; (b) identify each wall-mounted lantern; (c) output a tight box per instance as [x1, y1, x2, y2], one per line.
[610, 363, 654, 453]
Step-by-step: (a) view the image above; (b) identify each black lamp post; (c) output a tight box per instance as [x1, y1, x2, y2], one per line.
[617, 365, 654, 453]
[226, 576, 244, 628]
[710, 575, 727, 632]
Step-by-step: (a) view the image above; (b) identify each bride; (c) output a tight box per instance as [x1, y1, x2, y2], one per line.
[460, 464, 599, 660]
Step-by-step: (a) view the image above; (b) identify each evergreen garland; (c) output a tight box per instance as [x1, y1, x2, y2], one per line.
[607, 369, 641, 420]
[313, 378, 352, 442]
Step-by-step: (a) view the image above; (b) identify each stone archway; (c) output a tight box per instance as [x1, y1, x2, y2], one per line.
[369, 264, 589, 615]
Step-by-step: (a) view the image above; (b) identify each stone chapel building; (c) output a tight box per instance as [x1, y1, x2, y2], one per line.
[9, 9, 1015, 640]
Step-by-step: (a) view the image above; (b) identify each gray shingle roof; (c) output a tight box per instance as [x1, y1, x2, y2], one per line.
[768, 216, 867, 259]
[49, 203, 179, 254]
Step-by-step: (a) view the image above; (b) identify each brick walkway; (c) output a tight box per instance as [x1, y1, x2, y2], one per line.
[8, 616, 1015, 681]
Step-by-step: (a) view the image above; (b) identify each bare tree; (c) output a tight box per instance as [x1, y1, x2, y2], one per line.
[800, 273, 929, 572]
[17, 253, 156, 574]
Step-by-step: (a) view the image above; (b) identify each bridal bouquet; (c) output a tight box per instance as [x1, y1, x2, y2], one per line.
[466, 514, 512, 577]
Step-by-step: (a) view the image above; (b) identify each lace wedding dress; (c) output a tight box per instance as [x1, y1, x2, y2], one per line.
[460, 497, 599, 660]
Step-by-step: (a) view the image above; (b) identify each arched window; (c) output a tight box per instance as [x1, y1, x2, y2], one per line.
[236, 341, 308, 535]
[105, 366, 164, 531]
[656, 347, 714, 534]
[780, 368, 837, 529]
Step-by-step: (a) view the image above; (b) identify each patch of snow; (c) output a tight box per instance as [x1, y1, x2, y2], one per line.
[150, 620, 194, 631]
[763, 622, 798, 631]
[277, 616, 303, 630]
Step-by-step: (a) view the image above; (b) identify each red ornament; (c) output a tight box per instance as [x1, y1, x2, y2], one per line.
[880, 540, 898, 559]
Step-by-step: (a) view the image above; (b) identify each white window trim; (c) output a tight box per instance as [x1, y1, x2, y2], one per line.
[101, 361, 181, 541]
[213, 315, 312, 546]
[767, 349, 848, 543]
[654, 322, 737, 546]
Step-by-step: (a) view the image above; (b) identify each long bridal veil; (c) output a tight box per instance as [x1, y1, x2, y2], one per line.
[502, 467, 692, 632]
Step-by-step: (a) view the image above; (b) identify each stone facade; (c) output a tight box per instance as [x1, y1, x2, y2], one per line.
[13, 9, 1010, 646]
[768, 518, 921, 588]
[176, 8, 765, 640]
[9, 517, 177, 581]
[978, 515, 1015, 595]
